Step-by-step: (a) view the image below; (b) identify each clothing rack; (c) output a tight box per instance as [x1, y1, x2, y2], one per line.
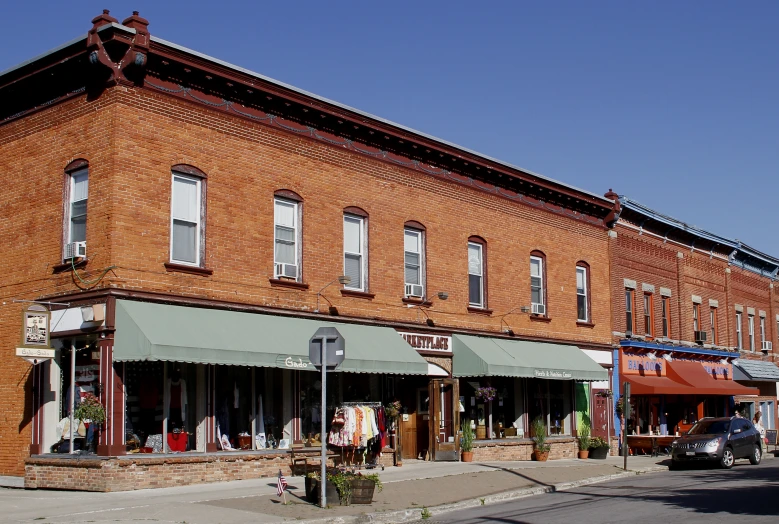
[334, 403, 385, 471]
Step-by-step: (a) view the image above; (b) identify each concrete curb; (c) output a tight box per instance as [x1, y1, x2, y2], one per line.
[296, 466, 667, 524]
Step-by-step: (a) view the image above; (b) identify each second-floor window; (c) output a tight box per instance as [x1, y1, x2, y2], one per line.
[661, 296, 670, 338]
[710, 308, 718, 345]
[692, 304, 700, 337]
[343, 214, 366, 291]
[760, 316, 766, 348]
[576, 265, 588, 322]
[274, 198, 299, 279]
[68, 168, 88, 245]
[530, 256, 545, 315]
[644, 294, 653, 339]
[736, 312, 743, 349]
[748, 314, 755, 351]
[404, 228, 424, 297]
[468, 241, 484, 307]
[625, 289, 635, 334]
[170, 173, 201, 265]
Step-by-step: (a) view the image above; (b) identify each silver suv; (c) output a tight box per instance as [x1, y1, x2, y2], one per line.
[670, 417, 761, 469]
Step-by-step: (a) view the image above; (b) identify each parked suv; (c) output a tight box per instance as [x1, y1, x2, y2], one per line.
[670, 417, 761, 469]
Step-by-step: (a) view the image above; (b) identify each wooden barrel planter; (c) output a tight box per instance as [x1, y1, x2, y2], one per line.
[305, 477, 340, 505]
[349, 478, 377, 505]
[476, 425, 487, 440]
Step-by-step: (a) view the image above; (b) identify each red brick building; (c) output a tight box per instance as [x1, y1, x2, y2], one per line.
[1, 12, 615, 489]
[608, 195, 779, 449]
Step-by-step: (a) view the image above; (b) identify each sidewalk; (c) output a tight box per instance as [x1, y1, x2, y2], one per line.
[0, 455, 669, 523]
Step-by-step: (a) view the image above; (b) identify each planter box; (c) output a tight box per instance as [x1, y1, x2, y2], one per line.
[349, 478, 376, 504]
[589, 446, 609, 460]
[304, 477, 340, 505]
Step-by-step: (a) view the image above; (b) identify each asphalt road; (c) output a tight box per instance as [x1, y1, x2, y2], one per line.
[428, 458, 779, 524]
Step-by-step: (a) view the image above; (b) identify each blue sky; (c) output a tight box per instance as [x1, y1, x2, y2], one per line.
[2, 2, 777, 254]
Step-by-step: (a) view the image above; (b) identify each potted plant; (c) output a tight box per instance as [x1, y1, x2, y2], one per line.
[531, 416, 550, 461]
[74, 392, 106, 452]
[384, 400, 402, 421]
[461, 419, 475, 462]
[577, 422, 591, 459]
[589, 436, 610, 459]
[305, 469, 383, 506]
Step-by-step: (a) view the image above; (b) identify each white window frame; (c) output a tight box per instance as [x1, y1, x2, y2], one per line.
[748, 314, 755, 351]
[710, 308, 717, 346]
[67, 168, 89, 246]
[530, 256, 545, 307]
[468, 242, 484, 307]
[343, 214, 366, 291]
[576, 266, 588, 322]
[274, 198, 300, 280]
[760, 316, 766, 346]
[170, 172, 202, 266]
[404, 228, 425, 297]
[736, 312, 743, 349]
[692, 303, 699, 333]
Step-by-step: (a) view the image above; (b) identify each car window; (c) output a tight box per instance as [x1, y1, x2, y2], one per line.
[741, 421, 752, 431]
[689, 420, 730, 434]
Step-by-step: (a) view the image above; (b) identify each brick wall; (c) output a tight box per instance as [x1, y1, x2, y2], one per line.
[0, 85, 614, 475]
[471, 438, 577, 461]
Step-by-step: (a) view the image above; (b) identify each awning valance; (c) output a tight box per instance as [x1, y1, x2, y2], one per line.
[452, 335, 607, 381]
[113, 300, 429, 375]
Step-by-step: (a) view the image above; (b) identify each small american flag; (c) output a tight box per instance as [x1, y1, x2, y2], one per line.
[277, 469, 288, 497]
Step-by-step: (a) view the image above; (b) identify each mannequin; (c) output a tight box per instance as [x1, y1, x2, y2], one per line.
[165, 367, 187, 429]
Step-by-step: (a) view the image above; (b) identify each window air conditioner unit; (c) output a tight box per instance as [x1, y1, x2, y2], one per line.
[275, 263, 298, 279]
[762, 340, 773, 352]
[64, 241, 86, 260]
[531, 303, 545, 316]
[405, 284, 424, 298]
[694, 331, 707, 344]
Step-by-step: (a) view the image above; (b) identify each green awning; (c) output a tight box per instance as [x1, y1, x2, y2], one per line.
[114, 300, 428, 375]
[452, 334, 607, 381]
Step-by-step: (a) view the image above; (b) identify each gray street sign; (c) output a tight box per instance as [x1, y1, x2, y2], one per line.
[309, 326, 345, 369]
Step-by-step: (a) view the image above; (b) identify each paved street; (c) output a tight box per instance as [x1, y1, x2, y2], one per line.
[430, 458, 779, 524]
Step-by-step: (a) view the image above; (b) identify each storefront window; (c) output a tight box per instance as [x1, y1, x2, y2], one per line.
[527, 379, 572, 437]
[300, 370, 342, 443]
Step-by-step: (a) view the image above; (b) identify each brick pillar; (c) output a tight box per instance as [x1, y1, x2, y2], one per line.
[724, 267, 733, 348]
[29, 362, 46, 455]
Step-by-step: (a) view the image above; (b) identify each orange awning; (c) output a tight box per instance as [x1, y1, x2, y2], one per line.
[624, 373, 697, 395]
[667, 360, 759, 396]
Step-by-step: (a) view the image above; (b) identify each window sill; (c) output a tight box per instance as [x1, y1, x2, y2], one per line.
[52, 258, 88, 274]
[402, 297, 432, 307]
[529, 314, 552, 323]
[164, 263, 214, 276]
[340, 289, 375, 300]
[576, 321, 596, 328]
[467, 306, 493, 316]
[269, 278, 310, 290]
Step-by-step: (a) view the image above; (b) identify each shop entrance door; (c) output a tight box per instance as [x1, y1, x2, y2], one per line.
[429, 379, 460, 461]
[592, 389, 610, 439]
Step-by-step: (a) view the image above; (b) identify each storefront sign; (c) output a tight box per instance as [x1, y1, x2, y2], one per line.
[21, 306, 51, 348]
[398, 331, 452, 353]
[280, 356, 311, 369]
[621, 353, 666, 376]
[15, 347, 55, 365]
[534, 369, 573, 379]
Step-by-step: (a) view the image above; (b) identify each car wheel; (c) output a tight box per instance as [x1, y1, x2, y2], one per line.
[720, 447, 734, 469]
[749, 445, 762, 465]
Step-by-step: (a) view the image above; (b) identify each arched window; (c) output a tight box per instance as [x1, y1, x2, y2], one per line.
[468, 236, 487, 309]
[273, 190, 303, 281]
[63, 159, 89, 260]
[530, 250, 547, 316]
[576, 261, 591, 323]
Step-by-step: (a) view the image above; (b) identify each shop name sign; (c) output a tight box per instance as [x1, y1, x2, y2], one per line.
[276, 356, 312, 369]
[621, 353, 666, 376]
[398, 332, 452, 352]
[534, 369, 572, 379]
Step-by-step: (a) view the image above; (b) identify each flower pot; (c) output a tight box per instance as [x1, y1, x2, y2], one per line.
[475, 426, 487, 440]
[532, 450, 549, 462]
[589, 446, 609, 460]
[578, 450, 589, 459]
[461, 451, 474, 462]
[305, 477, 340, 505]
[349, 478, 376, 505]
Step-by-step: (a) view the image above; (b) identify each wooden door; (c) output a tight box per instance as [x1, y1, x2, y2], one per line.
[592, 389, 609, 439]
[429, 379, 460, 461]
[401, 409, 418, 459]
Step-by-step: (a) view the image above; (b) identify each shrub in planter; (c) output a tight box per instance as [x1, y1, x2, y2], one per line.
[577, 422, 591, 459]
[306, 470, 383, 505]
[589, 436, 610, 459]
[531, 416, 550, 461]
[461, 419, 475, 462]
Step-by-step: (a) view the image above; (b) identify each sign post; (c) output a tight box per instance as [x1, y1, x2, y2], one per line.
[622, 381, 631, 471]
[309, 327, 345, 508]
